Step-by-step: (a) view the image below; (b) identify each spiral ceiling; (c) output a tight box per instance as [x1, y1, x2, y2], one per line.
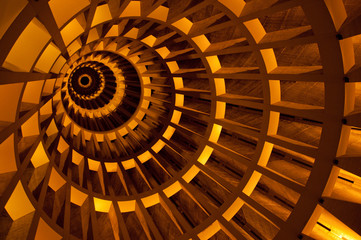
[1, 0, 361, 239]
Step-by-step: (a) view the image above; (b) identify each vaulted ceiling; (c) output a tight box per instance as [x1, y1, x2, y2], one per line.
[1, 0, 361, 239]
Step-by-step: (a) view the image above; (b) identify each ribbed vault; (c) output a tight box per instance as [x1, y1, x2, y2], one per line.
[1, 0, 361, 239]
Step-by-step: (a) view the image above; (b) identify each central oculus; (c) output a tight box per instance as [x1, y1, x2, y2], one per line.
[62, 51, 142, 131]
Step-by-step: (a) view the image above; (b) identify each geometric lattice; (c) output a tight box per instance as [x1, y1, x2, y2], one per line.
[1, 0, 361, 239]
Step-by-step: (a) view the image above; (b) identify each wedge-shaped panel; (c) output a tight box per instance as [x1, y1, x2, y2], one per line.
[60, 18, 84, 46]
[21, 113, 39, 137]
[22, 80, 45, 104]
[34, 218, 62, 240]
[30, 142, 49, 168]
[51, 56, 67, 74]
[0, 134, 17, 174]
[5, 181, 35, 220]
[0, 83, 23, 122]
[91, 4, 112, 27]
[35, 43, 61, 73]
[3, 18, 51, 72]
[49, 0, 89, 28]
[0, 0, 27, 39]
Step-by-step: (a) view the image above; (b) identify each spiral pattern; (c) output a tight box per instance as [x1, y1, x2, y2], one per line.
[1, 0, 361, 239]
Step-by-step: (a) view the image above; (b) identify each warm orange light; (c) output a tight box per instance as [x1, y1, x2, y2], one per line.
[94, 197, 112, 212]
[35, 43, 61, 73]
[31, 142, 49, 168]
[88, 158, 100, 171]
[118, 200, 136, 213]
[60, 18, 84, 46]
[5, 181, 35, 220]
[192, 35, 210, 52]
[163, 181, 182, 198]
[70, 186, 88, 206]
[34, 218, 62, 240]
[122, 159, 135, 170]
[67, 38, 82, 55]
[141, 35, 157, 47]
[57, 136, 69, 153]
[172, 18, 193, 34]
[0, 0, 27, 39]
[0, 83, 23, 122]
[49, 0, 89, 28]
[182, 165, 200, 182]
[206, 56, 221, 73]
[124, 28, 139, 39]
[48, 168, 66, 191]
[166, 61, 179, 73]
[156, 47, 170, 58]
[209, 124, 222, 143]
[138, 151, 152, 163]
[147, 6, 169, 22]
[91, 4, 112, 27]
[105, 162, 118, 172]
[222, 198, 244, 221]
[119, 1, 141, 17]
[175, 93, 184, 106]
[218, 0, 245, 17]
[141, 193, 159, 208]
[243, 19, 266, 43]
[198, 220, 221, 240]
[0, 134, 17, 174]
[51, 56, 67, 74]
[3, 18, 51, 72]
